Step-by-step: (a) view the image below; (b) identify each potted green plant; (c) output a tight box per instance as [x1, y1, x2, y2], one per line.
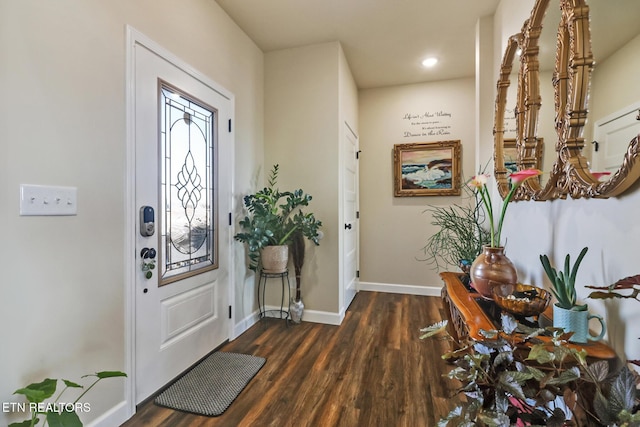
[540, 246, 589, 312]
[234, 164, 322, 272]
[420, 184, 490, 275]
[540, 247, 606, 343]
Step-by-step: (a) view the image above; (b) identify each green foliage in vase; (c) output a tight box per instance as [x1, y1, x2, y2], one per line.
[420, 184, 490, 271]
[10, 371, 127, 427]
[421, 315, 640, 426]
[540, 246, 589, 311]
[234, 164, 322, 271]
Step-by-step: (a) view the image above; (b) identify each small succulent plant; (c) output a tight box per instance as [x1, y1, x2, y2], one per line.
[540, 246, 588, 311]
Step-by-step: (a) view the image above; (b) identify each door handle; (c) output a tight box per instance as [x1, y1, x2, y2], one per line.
[345, 223, 352, 230]
[141, 247, 156, 279]
[141, 248, 157, 259]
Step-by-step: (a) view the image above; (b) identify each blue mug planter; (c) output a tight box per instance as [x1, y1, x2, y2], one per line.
[553, 304, 606, 343]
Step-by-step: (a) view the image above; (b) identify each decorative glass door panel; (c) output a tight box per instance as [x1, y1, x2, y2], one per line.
[159, 81, 218, 285]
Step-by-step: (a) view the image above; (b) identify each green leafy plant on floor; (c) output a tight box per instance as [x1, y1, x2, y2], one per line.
[421, 315, 640, 426]
[10, 371, 127, 427]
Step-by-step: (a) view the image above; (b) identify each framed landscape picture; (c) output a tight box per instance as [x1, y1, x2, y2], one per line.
[503, 139, 519, 175]
[393, 140, 461, 197]
[503, 138, 544, 175]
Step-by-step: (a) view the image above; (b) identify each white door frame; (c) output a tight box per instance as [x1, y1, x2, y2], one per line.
[124, 26, 235, 417]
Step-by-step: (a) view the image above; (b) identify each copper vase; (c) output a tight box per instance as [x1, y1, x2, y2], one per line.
[470, 245, 517, 300]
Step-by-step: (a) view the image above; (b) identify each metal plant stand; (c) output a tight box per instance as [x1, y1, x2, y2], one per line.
[257, 269, 290, 320]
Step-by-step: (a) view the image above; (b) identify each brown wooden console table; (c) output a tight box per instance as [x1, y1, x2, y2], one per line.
[440, 271, 617, 361]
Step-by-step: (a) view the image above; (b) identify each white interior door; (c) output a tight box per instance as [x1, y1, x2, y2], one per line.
[342, 122, 359, 313]
[592, 104, 640, 173]
[132, 37, 233, 404]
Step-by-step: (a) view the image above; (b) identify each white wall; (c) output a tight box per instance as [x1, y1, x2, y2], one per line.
[358, 78, 476, 290]
[0, 1, 263, 425]
[264, 42, 340, 315]
[494, 0, 640, 362]
[339, 45, 360, 135]
[264, 42, 358, 318]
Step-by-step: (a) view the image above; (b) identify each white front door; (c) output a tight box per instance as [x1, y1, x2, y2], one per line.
[341, 122, 359, 314]
[130, 33, 233, 404]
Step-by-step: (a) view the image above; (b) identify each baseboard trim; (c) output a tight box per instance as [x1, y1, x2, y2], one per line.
[232, 283, 440, 333]
[358, 281, 442, 297]
[86, 400, 130, 427]
[299, 308, 343, 325]
[233, 283, 441, 330]
[233, 310, 261, 339]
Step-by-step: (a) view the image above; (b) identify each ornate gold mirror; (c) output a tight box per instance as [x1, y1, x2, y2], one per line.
[494, 32, 525, 199]
[521, 0, 560, 200]
[495, 0, 562, 201]
[494, 0, 640, 200]
[563, 0, 640, 198]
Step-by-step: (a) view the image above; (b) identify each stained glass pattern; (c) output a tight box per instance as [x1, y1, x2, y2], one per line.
[160, 83, 217, 283]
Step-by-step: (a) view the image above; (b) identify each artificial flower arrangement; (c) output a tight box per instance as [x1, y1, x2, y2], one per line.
[467, 169, 542, 248]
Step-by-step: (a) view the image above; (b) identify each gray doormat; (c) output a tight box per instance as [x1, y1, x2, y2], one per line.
[154, 352, 266, 416]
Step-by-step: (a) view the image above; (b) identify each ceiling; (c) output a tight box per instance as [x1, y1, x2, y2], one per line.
[215, 0, 640, 90]
[538, 0, 640, 71]
[214, 0, 500, 89]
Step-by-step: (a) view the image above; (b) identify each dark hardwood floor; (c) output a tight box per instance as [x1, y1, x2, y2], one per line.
[122, 291, 460, 426]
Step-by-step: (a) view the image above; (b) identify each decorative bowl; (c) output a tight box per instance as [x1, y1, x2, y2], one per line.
[492, 283, 551, 317]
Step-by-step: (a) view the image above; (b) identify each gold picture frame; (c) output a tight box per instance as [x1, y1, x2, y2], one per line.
[393, 140, 461, 197]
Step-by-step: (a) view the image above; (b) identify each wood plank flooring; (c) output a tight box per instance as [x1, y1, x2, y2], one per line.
[122, 291, 460, 426]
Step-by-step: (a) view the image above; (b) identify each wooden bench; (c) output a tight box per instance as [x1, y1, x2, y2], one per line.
[440, 271, 618, 361]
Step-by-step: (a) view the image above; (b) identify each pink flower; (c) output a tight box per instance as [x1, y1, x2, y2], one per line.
[470, 168, 543, 247]
[509, 169, 542, 184]
[468, 174, 490, 189]
[591, 171, 611, 181]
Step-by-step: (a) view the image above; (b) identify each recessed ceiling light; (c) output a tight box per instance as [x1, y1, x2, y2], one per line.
[421, 57, 438, 68]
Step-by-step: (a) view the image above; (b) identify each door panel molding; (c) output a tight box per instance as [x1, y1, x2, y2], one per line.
[160, 282, 217, 344]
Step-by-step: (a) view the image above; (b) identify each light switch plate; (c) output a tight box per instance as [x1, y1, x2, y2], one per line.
[20, 184, 78, 216]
